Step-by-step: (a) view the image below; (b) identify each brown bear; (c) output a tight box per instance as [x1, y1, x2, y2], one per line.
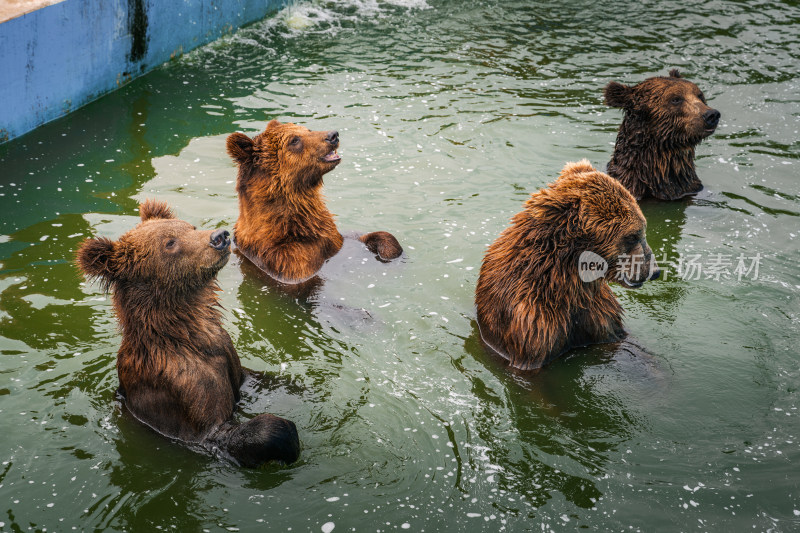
[76, 200, 300, 467]
[604, 69, 721, 200]
[475, 160, 660, 371]
[226, 119, 403, 284]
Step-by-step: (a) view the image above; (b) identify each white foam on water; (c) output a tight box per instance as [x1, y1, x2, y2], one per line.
[264, 0, 431, 37]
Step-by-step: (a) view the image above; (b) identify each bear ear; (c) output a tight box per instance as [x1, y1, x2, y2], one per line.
[226, 132, 255, 164]
[604, 81, 633, 108]
[668, 68, 682, 78]
[139, 199, 175, 221]
[560, 159, 595, 177]
[76, 237, 117, 289]
[266, 119, 282, 131]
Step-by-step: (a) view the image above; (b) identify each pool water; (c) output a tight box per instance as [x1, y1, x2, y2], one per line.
[1, 0, 799, 530]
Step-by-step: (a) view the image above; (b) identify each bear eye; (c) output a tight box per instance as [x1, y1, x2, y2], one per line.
[289, 136, 301, 146]
[670, 96, 683, 105]
[165, 238, 177, 249]
[625, 233, 641, 246]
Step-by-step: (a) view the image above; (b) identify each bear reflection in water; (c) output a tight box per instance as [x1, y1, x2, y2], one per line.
[234, 237, 384, 330]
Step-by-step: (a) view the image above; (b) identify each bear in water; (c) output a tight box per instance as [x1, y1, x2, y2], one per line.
[76, 200, 300, 466]
[605, 69, 721, 200]
[227, 119, 402, 284]
[475, 161, 660, 370]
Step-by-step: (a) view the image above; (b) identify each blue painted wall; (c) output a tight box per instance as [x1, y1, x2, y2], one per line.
[0, 0, 286, 144]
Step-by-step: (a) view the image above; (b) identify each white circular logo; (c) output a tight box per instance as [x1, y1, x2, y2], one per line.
[578, 251, 608, 282]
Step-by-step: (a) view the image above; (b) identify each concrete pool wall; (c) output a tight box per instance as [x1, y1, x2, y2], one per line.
[0, 0, 286, 144]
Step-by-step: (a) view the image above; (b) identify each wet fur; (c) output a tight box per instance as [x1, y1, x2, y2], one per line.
[228, 119, 402, 284]
[605, 69, 720, 200]
[76, 200, 300, 466]
[475, 161, 657, 371]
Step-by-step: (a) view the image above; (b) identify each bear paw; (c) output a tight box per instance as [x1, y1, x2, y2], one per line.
[359, 231, 403, 262]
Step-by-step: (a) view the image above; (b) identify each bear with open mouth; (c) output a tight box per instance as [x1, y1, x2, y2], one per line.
[227, 119, 403, 284]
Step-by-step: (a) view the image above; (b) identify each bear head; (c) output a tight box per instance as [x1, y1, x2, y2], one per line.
[226, 119, 341, 195]
[604, 69, 720, 147]
[538, 160, 660, 288]
[76, 200, 231, 294]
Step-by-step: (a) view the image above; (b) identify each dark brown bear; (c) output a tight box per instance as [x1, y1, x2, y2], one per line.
[605, 69, 721, 200]
[475, 160, 660, 371]
[226, 119, 403, 284]
[76, 200, 300, 467]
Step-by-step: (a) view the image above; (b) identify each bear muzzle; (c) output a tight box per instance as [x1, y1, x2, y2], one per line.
[702, 108, 720, 135]
[210, 229, 231, 251]
[620, 241, 660, 288]
[321, 130, 341, 164]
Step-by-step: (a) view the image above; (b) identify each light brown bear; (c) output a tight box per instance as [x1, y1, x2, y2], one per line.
[475, 161, 660, 371]
[76, 200, 300, 466]
[605, 69, 721, 200]
[226, 119, 402, 284]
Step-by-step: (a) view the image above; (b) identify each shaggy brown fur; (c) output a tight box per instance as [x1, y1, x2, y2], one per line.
[605, 69, 721, 200]
[227, 119, 402, 284]
[475, 161, 660, 371]
[76, 200, 299, 466]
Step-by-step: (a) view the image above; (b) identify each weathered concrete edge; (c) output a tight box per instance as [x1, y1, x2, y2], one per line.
[0, 0, 66, 25]
[0, 0, 287, 144]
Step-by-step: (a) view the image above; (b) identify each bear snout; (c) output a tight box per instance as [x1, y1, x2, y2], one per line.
[703, 109, 720, 130]
[642, 243, 660, 281]
[648, 265, 661, 281]
[321, 131, 341, 164]
[633, 252, 661, 284]
[325, 130, 339, 147]
[210, 229, 231, 251]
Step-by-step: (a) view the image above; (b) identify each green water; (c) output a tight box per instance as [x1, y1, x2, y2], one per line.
[1, 0, 799, 530]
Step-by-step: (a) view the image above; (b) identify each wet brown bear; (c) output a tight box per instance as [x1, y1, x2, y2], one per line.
[76, 200, 300, 467]
[475, 160, 660, 371]
[605, 69, 721, 200]
[226, 119, 403, 284]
